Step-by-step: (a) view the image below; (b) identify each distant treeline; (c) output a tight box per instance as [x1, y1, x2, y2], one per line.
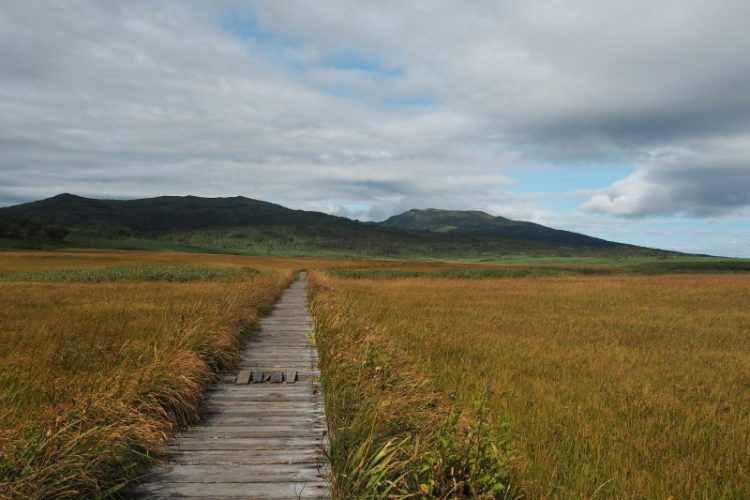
[0, 214, 68, 241]
[71, 222, 142, 239]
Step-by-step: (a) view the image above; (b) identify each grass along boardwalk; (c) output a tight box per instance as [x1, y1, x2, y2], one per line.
[129, 273, 330, 499]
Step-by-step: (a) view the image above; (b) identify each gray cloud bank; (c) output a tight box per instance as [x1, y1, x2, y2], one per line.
[584, 137, 750, 217]
[1, 0, 749, 226]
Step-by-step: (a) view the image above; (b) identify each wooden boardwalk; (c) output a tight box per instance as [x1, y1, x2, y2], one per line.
[129, 273, 330, 499]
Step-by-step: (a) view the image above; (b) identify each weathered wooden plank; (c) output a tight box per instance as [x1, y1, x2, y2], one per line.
[239, 362, 315, 368]
[260, 324, 314, 328]
[198, 412, 325, 422]
[207, 385, 317, 395]
[183, 428, 327, 440]
[254, 328, 311, 333]
[171, 436, 323, 446]
[186, 423, 326, 432]
[242, 347, 313, 352]
[133, 496, 326, 500]
[144, 463, 324, 483]
[202, 403, 322, 411]
[208, 383, 314, 392]
[201, 405, 322, 414]
[197, 408, 325, 419]
[235, 370, 252, 385]
[243, 352, 312, 356]
[191, 415, 324, 426]
[242, 353, 315, 358]
[194, 417, 326, 428]
[206, 389, 317, 398]
[167, 445, 326, 456]
[210, 390, 323, 399]
[262, 318, 313, 322]
[244, 344, 311, 348]
[238, 369, 318, 379]
[243, 348, 310, 352]
[204, 398, 324, 405]
[216, 402, 323, 410]
[241, 360, 315, 366]
[131, 481, 329, 499]
[166, 440, 325, 452]
[241, 366, 316, 373]
[168, 449, 325, 464]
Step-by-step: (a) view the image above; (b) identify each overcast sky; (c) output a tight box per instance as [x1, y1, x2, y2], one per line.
[1, 1, 749, 256]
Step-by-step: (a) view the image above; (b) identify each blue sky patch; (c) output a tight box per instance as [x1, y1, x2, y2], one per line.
[534, 197, 581, 213]
[220, 11, 294, 49]
[322, 87, 364, 101]
[509, 164, 636, 194]
[325, 50, 402, 78]
[382, 96, 436, 107]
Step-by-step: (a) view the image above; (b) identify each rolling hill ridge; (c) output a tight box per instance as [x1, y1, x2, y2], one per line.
[379, 208, 618, 247]
[0, 193, 355, 231]
[0, 194, 677, 258]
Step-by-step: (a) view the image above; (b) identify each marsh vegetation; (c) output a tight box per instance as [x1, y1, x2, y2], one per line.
[1, 249, 748, 498]
[317, 269, 750, 498]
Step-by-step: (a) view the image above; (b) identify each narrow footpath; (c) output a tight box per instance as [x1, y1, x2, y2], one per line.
[130, 273, 330, 499]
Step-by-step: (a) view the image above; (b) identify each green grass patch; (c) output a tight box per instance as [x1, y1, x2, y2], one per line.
[329, 266, 619, 280]
[458, 254, 741, 266]
[330, 259, 750, 280]
[0, 265, 259, 283]
[628, 260, 750, 274]
[62, 233, 233, 254]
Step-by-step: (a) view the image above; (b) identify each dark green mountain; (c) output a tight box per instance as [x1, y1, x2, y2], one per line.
[0, 194, 677, 259]
[0, 193, 355, 231]
[379, 208, 617, 247]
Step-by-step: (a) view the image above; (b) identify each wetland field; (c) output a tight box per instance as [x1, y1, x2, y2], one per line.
[0, 249, 748, 499]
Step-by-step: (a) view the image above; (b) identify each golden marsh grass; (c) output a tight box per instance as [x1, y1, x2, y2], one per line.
[319, 273, 750, 499]
[309, 272, 512, 499]
[0, 249, 454, 498]
[3, 248, 748, 498]
[0, 251, 303, 498]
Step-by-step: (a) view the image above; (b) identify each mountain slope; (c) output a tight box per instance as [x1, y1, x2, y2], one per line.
[0, 193, 356, 231]
[379, 208, 617, 247]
